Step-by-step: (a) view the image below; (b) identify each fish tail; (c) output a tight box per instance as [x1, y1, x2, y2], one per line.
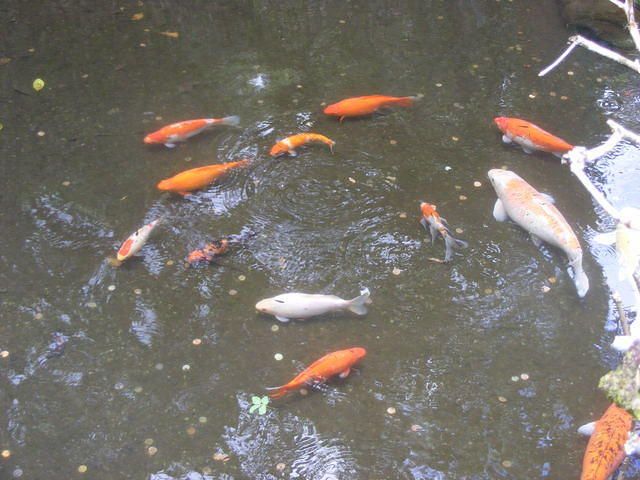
[569, 257, 589, 298]
[443, 231, 467, 262]
[220, 115, 240, 126]
[347, 287, 370, 315]
[266, 385, 287, 400]
[398, 94, 424, 108]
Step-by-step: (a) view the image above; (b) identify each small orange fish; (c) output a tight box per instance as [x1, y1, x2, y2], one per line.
[157, 159, 250, 195]
[493, 117, 574, 157]
[419, 202, 467, 262]
[144, 116, 240, 147]
[267, 347, 366, 400]
[187, 238, 231, 264]
[324, 95, 420, 122]
[579, 403, 634, 480]
[270, 133, 335, 157]
[117, 217, 163, 262]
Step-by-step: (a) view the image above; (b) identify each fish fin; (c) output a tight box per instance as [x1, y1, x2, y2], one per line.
[339, 116, 345, 123]
[329, 143, 334, 154]
[531, 234, 543, 248]
[164, 143, 177, 148]
[493, 199, 508, 222]
[339, 368, 351, 379]
[454, 238, 469, 249]
[522, 146, 533, 154]
[275, 315, 291, 323]
[419, 217, 429, 231]
[347, 287, 370, 315]
[501, 134, 512, 144]
[429, 225, 438, 244]
[577, 421, 596, 436]
[552, 151, 564, 159]
[593, 231, 617, 246]
[570, 265, 589, 298]
[539, 192, 555, 204]
[178, 191, 191, 196]
[220, 115, 240, 126]
[443, 234, 455, 262]
[288, 149, 297, 157]
[266, 386, 287, 400]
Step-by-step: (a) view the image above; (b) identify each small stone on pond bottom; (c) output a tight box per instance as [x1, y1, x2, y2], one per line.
[182, 364, 190, 371]
[37, 131, 45, 137]
[502, 460, 512, 468]
[78, 465, 87, 473]
[271, 325, 279, 332]
[274, 353, 283, 361]
[62, 181, 70, 186]
[455, 228, 464, 234]
[108, 284, 116, 291]
[459, 195, 467, 201]
[410, 425, 422, 432]
[114, 382, 124, 390]
[444, 166, 452, 171]
[166, 260, 174, 266]
[276, 463, 286, 471]
[399, 213, 407, 218]
[134, 288, 142, 294]
[186, 427, 196, 435]
[520, 373, 530, 381]
[300, 388, 308, 396]
[228, 289, 238, 296]
[198, 416, 207, 423]
[34, 313, 43, 320]
[12, 469, 22, 478]
[202, 467, 212, 475]
[392, 268, 402, 276]
[484, 289, 493, 294]
[144, 438, 154, 446]
[436, 83, 443, 87]
[560, 96, 568, 100]
[213, 452, 230, 462]
[451, 136, 459, 141]
[155, 363, 164, 370]
[0, 351, 9, 358]
[238, 275, 246, 281]
[498, 396, 507, 403]
[389, 139, 397, 145]
[192, 338, 202, 346]
[541, 286, 550, 293]
[2, 450, 10, 458]
[134, 386, 143, 393]
[548, 277, 557, 284]
[87, 302, 97, 309]
[147, 446, 158, 456]
[474, 181, 482, 187]
[387, 407, 397, 415]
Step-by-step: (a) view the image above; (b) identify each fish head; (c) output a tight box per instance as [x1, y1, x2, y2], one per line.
[419, 202, 437, 217]
[156, 179, 171, 191]
[487, 168, 515, 192]
[117, 238, 134, 261]
[348, 347, 367, 360]
[493, 117, 508, 132]
[269, 143, 288, 156]
[255, 297, 280, 314]
[144, 131, 163, 144]
[323, 103, 339, 116]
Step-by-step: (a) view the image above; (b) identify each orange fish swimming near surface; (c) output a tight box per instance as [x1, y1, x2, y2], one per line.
[419, 202, 468, 262]
[270, 133, 335, 157]
[267, 347, 366, 400]
[324, 95, 421, 122]
[144, 116, 240, 148]
[187, 238, 232, 264]
[157, 159, 250, 195]
[493, 117, 574, 157]
[579, 403, 634, 480]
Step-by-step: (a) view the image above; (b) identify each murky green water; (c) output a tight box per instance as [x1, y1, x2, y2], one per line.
[3, 1, 640, 478]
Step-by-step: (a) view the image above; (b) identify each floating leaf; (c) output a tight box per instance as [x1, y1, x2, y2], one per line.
[32, 78, 45, 91]
[599, 341, 640, 418]
[249, 395, 270, 415]
[159, 31, 179, 38]
[131, 12, 144, 21]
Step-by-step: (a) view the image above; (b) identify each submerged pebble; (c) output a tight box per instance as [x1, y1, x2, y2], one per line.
[78, 465, 87, 473]
[186, 427, 196, 435]
[498, 396, 507, 403]
[387, 407, 397, 415]
[392, 268, 402, 276]
[520, 373, 530, 381]
[410, 424, 422, 432]
[229, 290, 238, 296]
[276, 463, 286, 471]
[0, 351, 9, 358]
[271, 325, 279, 332]
[144, 438, 154, 446]
[192, 338, 202, 346]
[182, 364, 191, 371]
[198, 416, 207, 423]
[1, 449, 10, 458]
[274, 353, 283, 361]
[147, 446, 158, 456]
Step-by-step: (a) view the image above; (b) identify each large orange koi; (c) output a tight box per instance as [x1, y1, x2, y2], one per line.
[267, 347, 366, 400]
[157, 160, 250, 195]
[324, 95, 420, 122]
[270, 133, 335, 157]
[493, 117, 573, 157]
[144, 116, 240, 148]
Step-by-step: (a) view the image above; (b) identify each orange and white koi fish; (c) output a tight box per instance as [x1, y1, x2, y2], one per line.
[267, 347, 366, 400]
[270, 133, 335, 157]
[187, 238, 232, 264]
[419, 202, 468, 262]
[157, 159, 250, 195]
[144, 116, 240, 148]
[488, 169, 589, 297]
[323, 95, 421, 122]
[117, 217, 163, 262]
[493, 117, 574, 157]
[578, 403, 634, 480]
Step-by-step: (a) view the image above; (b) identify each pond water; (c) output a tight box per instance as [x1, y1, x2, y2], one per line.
[2, 1, 640, 479]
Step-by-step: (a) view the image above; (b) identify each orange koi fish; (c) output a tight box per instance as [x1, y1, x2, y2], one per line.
[419, 202, 468, 262]
[157, 159, 250, 195]
[117, 217, 163, 262]
[144, 116, 240, 148]
[493, 117, 574, 157]
[270, 133, 335, 157]
[323, 95, 421, 122]
[267, 347, 366, 400]
[579, 403, 634, 480]
[187, 238, 232, 264]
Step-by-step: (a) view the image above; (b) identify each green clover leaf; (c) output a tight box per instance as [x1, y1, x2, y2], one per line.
[249, 395, 270, 415]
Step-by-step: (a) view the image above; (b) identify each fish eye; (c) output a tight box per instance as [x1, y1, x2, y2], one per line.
[274, 299, 285, 303]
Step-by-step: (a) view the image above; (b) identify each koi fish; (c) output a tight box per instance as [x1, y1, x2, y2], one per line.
[255, 288, 370, 323]
[117, 217, 163, 262]
[488, 168, 589, 297]
[493, 117, 574, 157]
[157, 159, 250, 195]
[578, 403, 634, 480]
[144, 116, 240, 148]
[266, 347, 366, 399]
[270, 133, 335, 157]
[419, 202, 468, 262]
[187, 238, 232, 264]
[323, 95, 421, 122]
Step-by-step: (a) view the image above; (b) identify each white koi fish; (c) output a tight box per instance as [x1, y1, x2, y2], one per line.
[116, 218, 163, 262]
[255, 288, 371, 322]
[488, 169, 589, 298]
